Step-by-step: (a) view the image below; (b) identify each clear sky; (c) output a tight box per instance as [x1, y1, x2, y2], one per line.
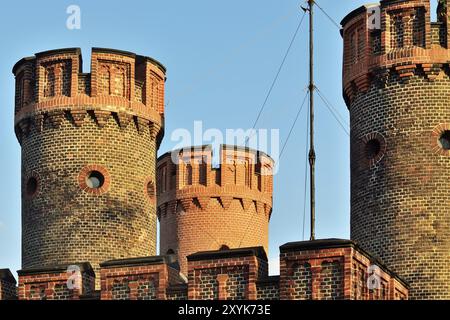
[0, 0, 440, 277]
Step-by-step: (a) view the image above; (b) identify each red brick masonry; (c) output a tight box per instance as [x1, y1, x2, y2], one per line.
[3, 239, 408, 300]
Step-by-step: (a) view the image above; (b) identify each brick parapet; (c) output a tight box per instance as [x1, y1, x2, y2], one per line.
[341, 0, 450, 105]
[1, 241, 409, 300]
[99, 255, 181, 300]
[13, 47, 165, 146]
[186, 247, 268, 300]
[17, 262, 95, 300]
[279, 239, 408, 300]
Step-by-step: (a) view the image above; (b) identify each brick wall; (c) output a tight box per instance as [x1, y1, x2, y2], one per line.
[99, 255, 182, 300]
[2, 241, 409, 300]
[0, 269, 17, 300]
[17, 263, 95, 300]
[158, 145, 274, 274]
[187, 247, 268, 300]
[256, 276, 280, 300]
[279, 239, 408, 300]
[342, 0, 450, 299]
[13, 48, 166, 288]
[166, 284, 188, 300]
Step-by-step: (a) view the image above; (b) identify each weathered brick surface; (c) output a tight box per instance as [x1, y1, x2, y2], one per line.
[158, 145, 274, 274]
[166, 284, 188, 300]
[17, 262, 95, 300]
[13, 48, 166, 288]
[0, 269, 17, 300]
[342, 0, 450, 299]
[256, 276, 280, 300]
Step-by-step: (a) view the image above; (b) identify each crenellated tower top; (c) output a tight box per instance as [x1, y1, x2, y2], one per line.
[157, 145, 274, 273]
[157, 145, 274, 216]
[341, 0, 450, 105]
[13, 47, 166, 146]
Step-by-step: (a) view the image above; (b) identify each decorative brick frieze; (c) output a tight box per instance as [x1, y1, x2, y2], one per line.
[341, 0, 450, 105]
[13, 48, 165, 144]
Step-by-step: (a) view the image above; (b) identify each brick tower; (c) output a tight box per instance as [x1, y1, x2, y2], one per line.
[342, 0, 450, 299]
[13, 48, 166, 284]
[157, 145, 274, 274]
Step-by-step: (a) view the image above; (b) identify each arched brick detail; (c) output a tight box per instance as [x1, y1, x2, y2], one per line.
[78, 165, 111, 195]
[144, 177, 156, 205]
[23, 170, 41, 200]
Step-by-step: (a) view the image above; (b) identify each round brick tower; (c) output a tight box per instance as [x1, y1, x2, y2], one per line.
[13, 48, 166, 283]
[157, 145, 274, 274]
[342, 0, 450, 299]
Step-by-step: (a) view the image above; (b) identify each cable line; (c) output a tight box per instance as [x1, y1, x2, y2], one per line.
[314, 0, 341, 30]
[245, 11, 307, 146]
[280, 91, 309, 158]
[316, 87, 350, 136]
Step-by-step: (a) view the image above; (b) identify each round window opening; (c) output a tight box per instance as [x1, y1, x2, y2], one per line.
[86, 171, 105, 189]
[438, 130, 450, 150]
[26, 177, 38, 196]
[147, 181, 155, 198]
[365, 139, 381, 159]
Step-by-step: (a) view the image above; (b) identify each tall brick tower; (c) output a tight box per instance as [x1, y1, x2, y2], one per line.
[342, 0, 450, 299]
[13, 48, 166, 283]
[157, 145, 274, 274]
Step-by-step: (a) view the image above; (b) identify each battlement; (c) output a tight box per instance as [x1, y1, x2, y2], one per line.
[157, 145, 274, 215]
[157, 145, 274, 274]
[341, 0, 450, 104]
[13, 48, 166, 143]
[1, 240, 409, 300]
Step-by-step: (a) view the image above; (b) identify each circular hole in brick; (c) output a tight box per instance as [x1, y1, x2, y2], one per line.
[26, 177, 38, 197]
[365, 139, 381, 159]
[86, 171, 105, 189]
[219, 245, 230, 251]
[438, 130, 450, 150]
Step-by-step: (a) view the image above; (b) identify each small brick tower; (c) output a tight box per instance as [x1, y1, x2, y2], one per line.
[342, 0, 450, 299]
[157, 145, 274, 274]
[13, 48, 166, 285]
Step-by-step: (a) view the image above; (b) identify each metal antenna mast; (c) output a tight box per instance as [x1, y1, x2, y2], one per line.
[307, 0, 316, 241]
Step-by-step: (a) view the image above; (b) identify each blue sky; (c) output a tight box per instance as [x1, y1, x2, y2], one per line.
[0, 0, 440, 276]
